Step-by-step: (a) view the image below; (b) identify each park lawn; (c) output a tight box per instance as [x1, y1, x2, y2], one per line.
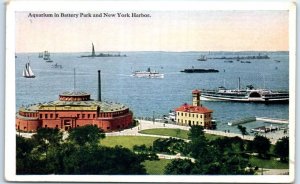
[139, 128, 223, 141]
[139, 128, 189, 139]
[249, 156, 289, 169]
[142, 159, 172, 175]
[101, 136, 160, 150]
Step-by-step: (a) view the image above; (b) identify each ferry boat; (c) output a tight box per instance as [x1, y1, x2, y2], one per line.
[200, 79, 289, 103]
[132, 67, 164, 78]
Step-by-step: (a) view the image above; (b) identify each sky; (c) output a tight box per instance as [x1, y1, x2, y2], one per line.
[15, 10, 289, 53]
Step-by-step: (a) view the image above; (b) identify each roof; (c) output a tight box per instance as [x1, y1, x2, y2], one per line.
[192, 89, 201, 94]
[19, 100, 129, 113]
[59, 91, 90, 97]
[175, 103, 212, 114]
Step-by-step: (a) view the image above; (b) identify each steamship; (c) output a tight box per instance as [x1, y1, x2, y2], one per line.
[200, 78, 289, 103]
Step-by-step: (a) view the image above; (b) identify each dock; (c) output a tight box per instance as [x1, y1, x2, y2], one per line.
[228, 117, 256, 126]
[255, 117, 289, 124]
[228, 116, 288, 126]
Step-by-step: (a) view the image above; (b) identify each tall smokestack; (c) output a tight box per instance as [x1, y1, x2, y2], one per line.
[98, 70, 101, 101]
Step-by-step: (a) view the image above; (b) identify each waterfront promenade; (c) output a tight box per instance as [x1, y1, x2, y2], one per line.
[106, 119, 288, 144]
[18, 119, 288, 144]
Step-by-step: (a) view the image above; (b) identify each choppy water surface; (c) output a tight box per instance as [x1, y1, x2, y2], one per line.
[16, 51, 289, 133]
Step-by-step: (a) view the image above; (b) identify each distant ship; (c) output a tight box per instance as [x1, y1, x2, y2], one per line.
[23, 62, 35, 78]
[38, 52, 43, 58]
[212, 53, 270, 60]
[43, 51, 53, 62]
[200, 78, 288, 103]
[51, 63, 62, 69]
[81, 43, 127, 57]
[132, 67, 164, 78]
[197, 55, 207, 61]
[180, 68, 219, 73]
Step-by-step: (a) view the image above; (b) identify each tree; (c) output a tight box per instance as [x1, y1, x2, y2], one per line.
[252, 135, 271, 158]
[237, 125, 248, 138]
[274, 136, 289, 162]
[68, 125, 105, 146]
[31, 127, 63, 163]
[188, 125, 205, 141]
[164, 159, 195, 174]
[16, 135, 36, 174]
[187, 126, 209, 160]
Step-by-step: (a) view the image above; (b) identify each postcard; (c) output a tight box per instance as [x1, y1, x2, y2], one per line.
[5, 1, 296, 183]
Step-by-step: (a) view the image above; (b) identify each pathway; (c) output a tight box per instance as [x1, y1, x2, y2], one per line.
[106, 120, 287, 144]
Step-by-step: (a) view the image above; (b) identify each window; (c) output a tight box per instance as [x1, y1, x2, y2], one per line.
[56, 125, 58, 128]
[82, 114, 85, 118]
[45, 114, 48, 119]
[40, 114, 43, 119]
[56, 114, 58, 118]
[45, 125, 48, 128]
[107, 127, 110, 130]
[50, 114, 53, 118]
[77, 114, 80, 118]
[93, 114, 95, 118]
[88, 114, 90, 119]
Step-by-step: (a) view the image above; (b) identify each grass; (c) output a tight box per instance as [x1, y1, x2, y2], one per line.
[139, 128, 223, 141]
[100, 136, 160, 150]
[142, 159, 172, 175]
[249, 156, 289, 169]
[139, 128, 189, 139]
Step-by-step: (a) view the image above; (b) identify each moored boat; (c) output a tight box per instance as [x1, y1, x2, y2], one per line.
[200, 79, 288, 103]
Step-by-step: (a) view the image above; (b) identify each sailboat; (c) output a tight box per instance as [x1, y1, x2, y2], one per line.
[23, 62, 35, 78]
[43, 51, 53, 62]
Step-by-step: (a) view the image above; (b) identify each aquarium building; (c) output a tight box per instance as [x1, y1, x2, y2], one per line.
[175, 90, 213, 129]
[16, 70, 133, 132]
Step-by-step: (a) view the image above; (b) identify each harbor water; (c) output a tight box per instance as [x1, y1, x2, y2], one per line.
[15, 51, 289, 134]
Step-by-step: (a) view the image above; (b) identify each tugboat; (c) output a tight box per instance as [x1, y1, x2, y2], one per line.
[132, 67, 164, 78]
[200, 78, 289, 103]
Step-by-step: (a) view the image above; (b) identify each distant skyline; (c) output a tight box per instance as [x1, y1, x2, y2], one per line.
[15, 10, 289, 53]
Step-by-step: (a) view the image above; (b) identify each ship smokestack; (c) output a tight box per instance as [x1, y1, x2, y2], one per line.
[98, 70, 101, 101]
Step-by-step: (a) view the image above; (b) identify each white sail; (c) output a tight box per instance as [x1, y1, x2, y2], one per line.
[23, 62, 35, 78]
[27, 63, 35, 76]
[22, 68, 26, 77]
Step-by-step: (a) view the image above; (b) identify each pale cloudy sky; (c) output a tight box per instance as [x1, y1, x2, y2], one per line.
[15, 10, 288, 53]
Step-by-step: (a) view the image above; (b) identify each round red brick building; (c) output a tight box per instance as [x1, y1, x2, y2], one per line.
[16, 70, 133, 132]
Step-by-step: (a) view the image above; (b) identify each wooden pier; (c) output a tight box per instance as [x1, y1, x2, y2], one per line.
[255, 117, 289, 124]
[228, 116, 288, 126]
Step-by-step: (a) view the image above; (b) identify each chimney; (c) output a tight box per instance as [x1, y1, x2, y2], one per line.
[98, 70, 101, 101]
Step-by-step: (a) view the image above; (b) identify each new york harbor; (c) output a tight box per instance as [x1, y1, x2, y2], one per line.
[14, 9, 290, 176]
